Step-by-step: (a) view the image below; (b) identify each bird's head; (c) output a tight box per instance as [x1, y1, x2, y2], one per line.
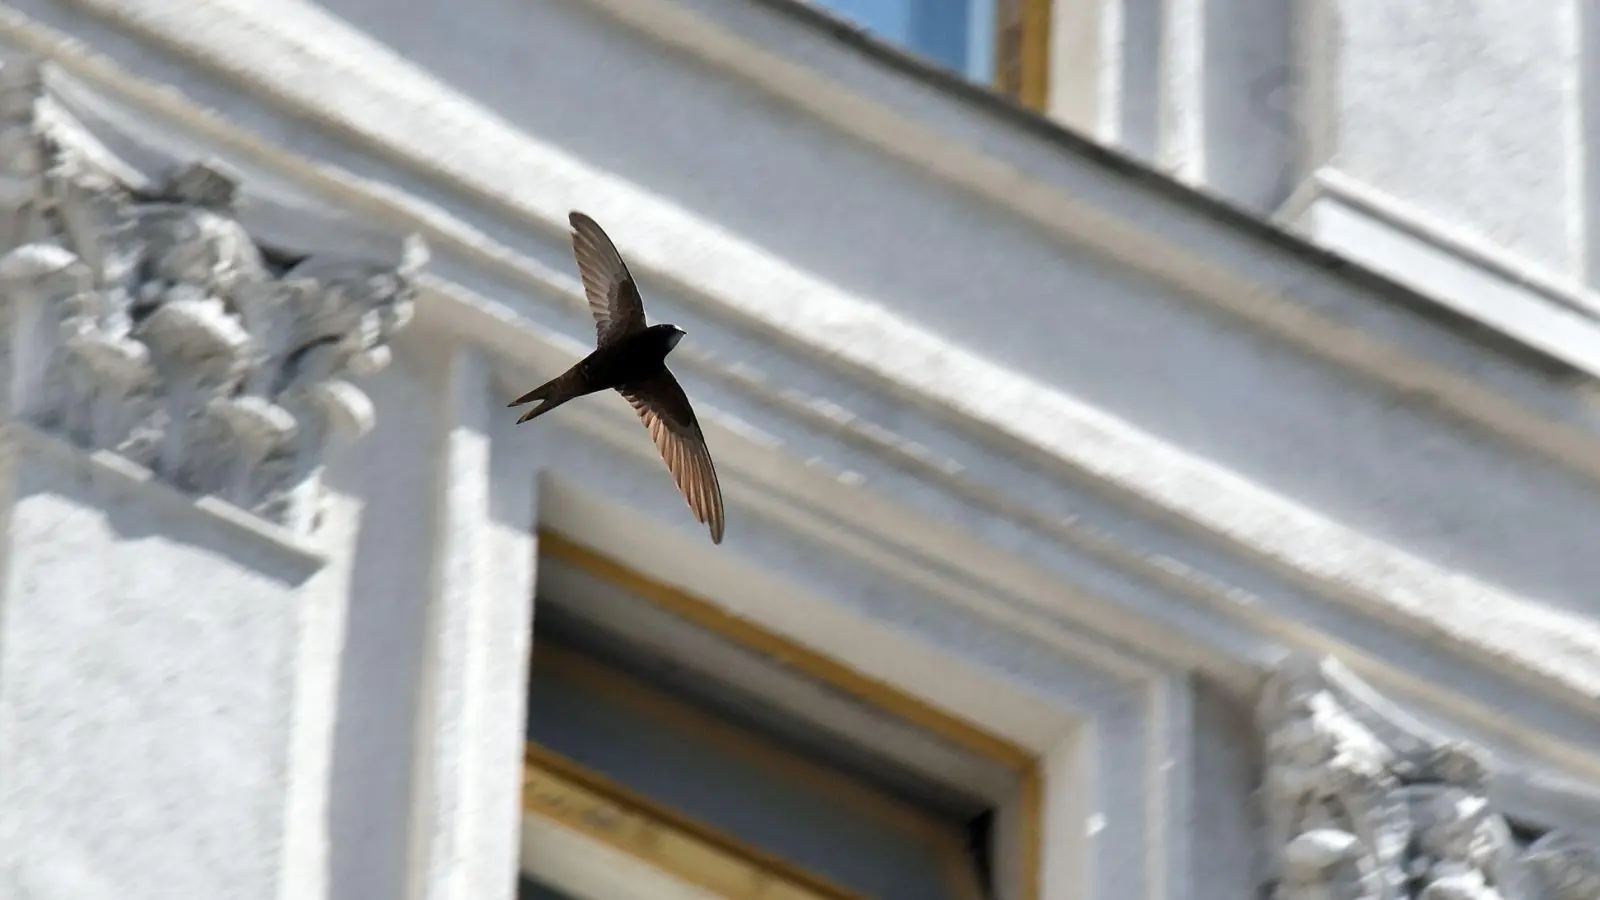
[664, 324, 686, 351]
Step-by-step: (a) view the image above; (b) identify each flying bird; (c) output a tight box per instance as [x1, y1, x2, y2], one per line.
[509, 211, 725, 544]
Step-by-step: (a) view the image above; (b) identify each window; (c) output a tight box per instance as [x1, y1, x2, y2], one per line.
[519, 533, 1042, 900]
[805, 0, 1052, 109]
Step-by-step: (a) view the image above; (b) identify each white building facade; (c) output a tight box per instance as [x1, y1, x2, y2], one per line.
[0, 1, 1598, 900]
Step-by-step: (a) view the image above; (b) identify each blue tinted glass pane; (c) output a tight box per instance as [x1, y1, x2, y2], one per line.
[814, 0, 974, 74]
[911, 0, 972, 73]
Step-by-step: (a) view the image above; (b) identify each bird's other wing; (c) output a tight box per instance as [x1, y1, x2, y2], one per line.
[619, 371, 725, 544]
[569, 211, 647, 346]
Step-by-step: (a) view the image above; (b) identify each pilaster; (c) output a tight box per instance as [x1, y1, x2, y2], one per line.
[410, 347, 539, 900]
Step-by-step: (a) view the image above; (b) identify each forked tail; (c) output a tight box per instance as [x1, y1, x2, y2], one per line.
[507, 369, 585, 424]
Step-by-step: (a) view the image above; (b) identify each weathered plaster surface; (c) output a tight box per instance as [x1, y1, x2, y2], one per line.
[1330, 0, 1576, 273]
[0, 430, 322, 900]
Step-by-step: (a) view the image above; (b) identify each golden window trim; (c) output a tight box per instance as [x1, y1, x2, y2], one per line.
[537, 530, 1043, 900]
[525, 740, 990, 900]
[525, 742, 868, 900]
[529, 648, 989, 899]
[531, 644, 963, 843]
[995, 0, 1053, 110]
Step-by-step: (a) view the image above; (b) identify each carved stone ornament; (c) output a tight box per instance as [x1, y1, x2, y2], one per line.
[1258, 655, 1600, 900]
[0, 56, 428, 534]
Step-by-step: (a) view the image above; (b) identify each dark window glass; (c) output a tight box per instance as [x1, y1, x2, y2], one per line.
[517, 875, 579, 900]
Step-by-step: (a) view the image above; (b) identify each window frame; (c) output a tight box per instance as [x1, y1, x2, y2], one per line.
[993, 0, 1053, 109]
[523, 741, 865, 900]
[526, 532, 1048, 900]
[523, 642, 990, 900]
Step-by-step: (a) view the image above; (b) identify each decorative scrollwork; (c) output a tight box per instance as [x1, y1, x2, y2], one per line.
[0, 55, 428, 534]
[1259, 656, 1600, 900]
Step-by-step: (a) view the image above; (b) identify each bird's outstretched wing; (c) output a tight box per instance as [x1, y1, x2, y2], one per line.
[619, 371, 725, 544]
[569, 211, 647, 346]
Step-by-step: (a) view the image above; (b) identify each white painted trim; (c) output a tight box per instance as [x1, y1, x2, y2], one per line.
[410, 347, 486, 900]
[1044, 0, 1105, 135]
[412, 348, 540, 900]
[1313, 169, 1600, 321]
[1093, 0, 1129, 144]
[1145, 674, 1194, 900]
[1301, 172, 1600, 384]
[1037, 725, 1091, 900]
[1156, 0, 1205, 184]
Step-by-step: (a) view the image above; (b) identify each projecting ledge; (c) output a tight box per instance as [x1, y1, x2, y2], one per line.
[0, 421, 327, 577]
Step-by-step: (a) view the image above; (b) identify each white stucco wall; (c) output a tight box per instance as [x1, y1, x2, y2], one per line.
[0, 430, 327, 900]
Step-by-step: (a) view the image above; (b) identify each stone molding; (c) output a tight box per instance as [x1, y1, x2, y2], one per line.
[0, 55, 427, 534]
[1259, 655, 1600, 900]
[1289, 170, 1600, 387]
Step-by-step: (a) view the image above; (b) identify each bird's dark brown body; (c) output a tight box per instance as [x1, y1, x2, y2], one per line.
[508, 323, 685, 422]
[508, 211, 726, 544]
